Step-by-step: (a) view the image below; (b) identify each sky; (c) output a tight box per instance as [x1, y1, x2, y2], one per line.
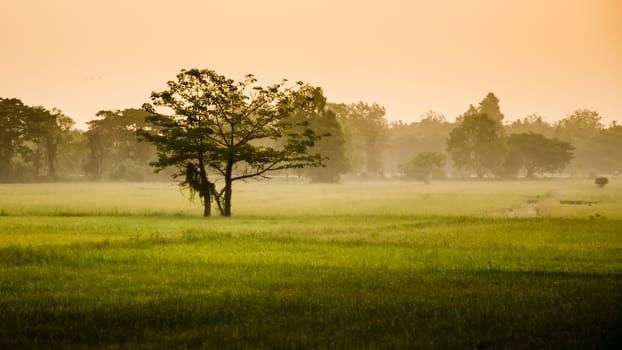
[1, 0, 621, 129]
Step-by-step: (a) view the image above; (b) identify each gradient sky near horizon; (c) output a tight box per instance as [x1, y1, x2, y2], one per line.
[2, 0, 621, 129]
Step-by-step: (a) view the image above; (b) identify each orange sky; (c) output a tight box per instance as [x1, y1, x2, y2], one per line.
[1, 0, 621, 129]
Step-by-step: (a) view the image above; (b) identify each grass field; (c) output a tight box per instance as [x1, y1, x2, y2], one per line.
[1, 180, 621, 348]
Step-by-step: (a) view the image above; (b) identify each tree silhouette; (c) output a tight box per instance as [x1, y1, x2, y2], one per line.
[138, 68, 325, 217]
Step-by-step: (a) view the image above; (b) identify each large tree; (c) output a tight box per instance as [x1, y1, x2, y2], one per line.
[0, 98, 74, 182]
[446, 112, 506, 178]
[505, 132, 574, 177]
[290, 88, 349, 183]
[556, 109, 603, 142]
[0, 98, 27, 182]
[385, 110, 452, 172]
[400, 151, 446, 183]
[85, 108, 157, 180]
[24, 107, 74, 180]
[581, 122, 622, 174]
[340, 102, 388, 175]
[555, 109, 605, 174]
[137, 68, 325, 217]
[478, 92, 504, 123]
[506, 113, 555, 138]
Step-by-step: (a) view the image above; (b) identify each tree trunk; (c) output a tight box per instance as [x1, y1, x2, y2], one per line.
[200, 175, 211, 217]
[203, 199, 211, 217]
[197, 156, 211, 217]
[223, 161, 234, 217]
[46, 138, 57, 181]
[33, 143, 41, 179]
[0, 155, 10, 182]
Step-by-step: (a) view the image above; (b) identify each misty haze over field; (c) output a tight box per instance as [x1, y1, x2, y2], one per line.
[1, 0, 621, 128]
[1, 2, 622, 348]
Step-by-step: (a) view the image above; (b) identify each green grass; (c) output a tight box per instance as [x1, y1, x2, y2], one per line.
[1, 180, 621, 348]
[1, 179, 621, 218]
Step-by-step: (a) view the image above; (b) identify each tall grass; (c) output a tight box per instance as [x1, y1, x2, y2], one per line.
[1, 180, 621, 348]
[1, 179, 621, 218]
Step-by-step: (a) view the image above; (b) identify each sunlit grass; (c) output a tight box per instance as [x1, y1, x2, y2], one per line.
[1, 180, 621, 348]
[1, 179, 621, 218]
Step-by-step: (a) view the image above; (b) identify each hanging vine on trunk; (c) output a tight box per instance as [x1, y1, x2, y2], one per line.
[183, 163, 211, 204]
[137, 68, 327, 217]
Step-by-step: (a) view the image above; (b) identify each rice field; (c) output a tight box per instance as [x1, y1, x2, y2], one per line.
[0, 180, 621, 348]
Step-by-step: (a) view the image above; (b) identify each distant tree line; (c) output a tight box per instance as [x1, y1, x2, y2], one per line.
[2, 89, 621, 184]
[388, 93, 620, 181]
[0, 98, 77, 182]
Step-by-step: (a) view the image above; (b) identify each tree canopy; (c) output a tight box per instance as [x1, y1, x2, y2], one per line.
[400, 151, 446, 183]
[506, 132, 574, 177]
[290, 88, 349, 183]
[85, 108, 157, 181]
[3, 88, 621, 183]
[447, 112, 506, 178]
[478, 92, 504, 123]
[338, 102, 388, 176]
[0, 97, 74, 182]
[506, 114, 555, 138]
[137, 68, 325, 216]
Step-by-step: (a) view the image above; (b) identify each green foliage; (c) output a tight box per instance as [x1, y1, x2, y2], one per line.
[109, 159, 147, 181]
[290, 90, 349, 182]
[555, 110, 620, 175]
[506, 113, 555, 137]
[85, 108, 157, 181]
[575, 123, 622, 174]
[336, 102, 388, 176]
[478, 92, 504, 123]
[137, 68, 325, 216]
[400, 152, 446, 183]
[0, 97, 75, 182]
[0, 98, 27, 182]
[447, 112, 506, 178]
[385, 111, 452, 173]
[556, 109, 603, 142]
[55, 129, 89, 180]
[446, 93, 508, 178]
[595, 177, 609, 187]
[505, 132, 575, 177]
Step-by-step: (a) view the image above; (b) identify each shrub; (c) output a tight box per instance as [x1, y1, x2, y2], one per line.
[595, 177, 609, 187]
[400, 152, 446, 183]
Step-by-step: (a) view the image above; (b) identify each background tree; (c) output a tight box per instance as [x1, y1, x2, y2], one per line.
[506, 113, 555, 138]
[446, 93, 507, 178]
[339, 102, 388, 176]
[505, 133, 574, 177]
[555, 109, 606, 175]
[138, 68, 325, 217]
[455, 104, 478, 124]
[446, 112, 506, 178]
[24, 107, 74, 180]
[385, 111, 452, 174]
[56, 129, 89, 180]
[500, 146, 524, 179]
[0, 98, 28, 182]
[0, 98, 75, 182]
[580, 122, 622, 174]
[399, 152, 446, 183]
[290, 89, 349, 183]
[85, 108, 157, 181]
[556, 109, 603, 142]
[385, 121, 421, 174]
[478, 92, 504, 123]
